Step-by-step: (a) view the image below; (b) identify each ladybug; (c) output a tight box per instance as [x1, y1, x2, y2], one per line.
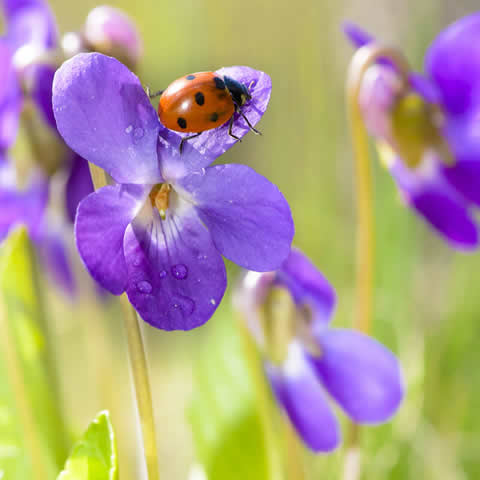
[149, 71, 261, 153]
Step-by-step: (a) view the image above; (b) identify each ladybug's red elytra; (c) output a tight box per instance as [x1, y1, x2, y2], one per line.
[149, 71, 261, 153]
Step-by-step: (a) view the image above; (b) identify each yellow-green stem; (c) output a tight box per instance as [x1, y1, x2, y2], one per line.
[88, 163, 160, 480]
[281, 412, 305, 480]
[22, 105, 71, 464]
[344, 44, 410, 479]
[236, 315, 283, 480]
[0, 263, 48, 480]
[28, 240, 70, 464]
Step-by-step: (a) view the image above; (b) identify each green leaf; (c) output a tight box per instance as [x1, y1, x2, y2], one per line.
[189, 303, 278, 480]
[57, 411, 117, 480]
[0, 228, 69, 479]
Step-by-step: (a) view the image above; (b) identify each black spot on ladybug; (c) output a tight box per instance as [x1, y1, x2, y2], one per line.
[210, 112, 219, 122]
[214, 77, 225, 90]
[195, 92, 205, 106]
[177, 117, 187, 129]
[186, 75, 196, 80]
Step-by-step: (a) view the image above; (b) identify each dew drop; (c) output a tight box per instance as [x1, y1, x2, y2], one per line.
[159, 270, 167, 279]
[133, 257, 142, 267]
[133, 127, 144, 143]
[210, 298, 216, 305]
[169, 295, 195, 317]
[136, 280, 152, 294]
[125, 125, 133, 134]
[171, 263, 188, 280]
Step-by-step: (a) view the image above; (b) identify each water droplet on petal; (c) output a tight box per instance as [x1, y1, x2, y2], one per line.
[133, 127, 144, 143]
[171, 264, 188, 279]
[169, 295, 195, 317]
[125, 125, 133, 134]
[133, 257, 142, 267]
[197, 253, 207, 261]
[136, 280, 152, 294]
[210, 298, 216, 305]
[159, 270, 167, 279]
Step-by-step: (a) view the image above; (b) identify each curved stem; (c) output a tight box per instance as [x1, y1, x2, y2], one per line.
[343, 44, 410, 479]
[88, 164, 160, 480]
[346, 44, 410, 333]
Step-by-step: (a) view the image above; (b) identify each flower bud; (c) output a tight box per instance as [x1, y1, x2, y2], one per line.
[358, 64, 402, 145]
[83, 6, 142, 70]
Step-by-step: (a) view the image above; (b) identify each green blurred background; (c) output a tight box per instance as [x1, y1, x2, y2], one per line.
[12, 0, 480, 478]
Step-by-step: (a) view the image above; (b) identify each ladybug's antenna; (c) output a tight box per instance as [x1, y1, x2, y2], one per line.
[145, 85, 164, 99]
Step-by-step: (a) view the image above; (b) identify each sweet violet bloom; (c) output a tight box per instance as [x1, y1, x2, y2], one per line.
[0, 162, 74, 293]
[0, 0, 58, 149]
[235, 248, 404, 452]
[52, 53, 294, 330]
[344, 14, 480, 250]
[1, 0, 94, 204]
[1, 1, 141, 217]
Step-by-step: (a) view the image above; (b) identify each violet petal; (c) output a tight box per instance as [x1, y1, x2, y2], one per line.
[265, 342, 340, 452]
[124, 204, 226, 331]
[75, 183, 148, 294]
[179, 66, 271, 159]
[310, 328, 404, 423]
[177, 164, 294, 271]
[425, 12, 480, 115]
[53, 53, 163, 184]
[276, 248, 336, 325]
[65, 153, 94, 223]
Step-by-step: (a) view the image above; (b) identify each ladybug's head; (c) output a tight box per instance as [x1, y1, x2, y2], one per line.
[224, 75, 252, 107]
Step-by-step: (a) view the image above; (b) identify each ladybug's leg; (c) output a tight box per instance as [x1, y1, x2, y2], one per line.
[228, 116, 241, 142]
[179, 133, 202, 154]
[238, 109, 262, 135]
[145, 86, 164, 99]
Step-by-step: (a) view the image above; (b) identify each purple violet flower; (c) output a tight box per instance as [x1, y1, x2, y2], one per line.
[0, 161, 74, 294]
[0, 2, 143, 295]
[343, 15, 480, 250]
[235, 248, 404, 452]
[0, 0, 58, 150]
[52, 52, 294, 330]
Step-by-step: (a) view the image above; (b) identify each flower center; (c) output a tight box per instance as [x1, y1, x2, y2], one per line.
[149, 183, 171, 219]
[391, 93, 453, 168]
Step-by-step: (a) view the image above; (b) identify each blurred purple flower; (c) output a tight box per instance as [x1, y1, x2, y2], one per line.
[52, 52, 294, 330]
[0, 0, 58, 150]
[0, 161, 74, 294]
[344, 15, 480, 250]
[0, 1, 143, 296]
[235, 248, 404, 452]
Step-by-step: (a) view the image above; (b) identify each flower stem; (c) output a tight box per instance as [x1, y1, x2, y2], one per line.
[236, 315, 283, 480]
[119, 295, 160, 480]
[344, 44, 410, 479]
[281, 413, 305, 480]
[0, 256, 48, 480]
[27, 239, 70, 465]
[88, 163, 160, 480]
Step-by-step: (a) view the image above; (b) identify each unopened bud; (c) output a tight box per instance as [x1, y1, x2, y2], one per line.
[84, 6, 142, 70]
